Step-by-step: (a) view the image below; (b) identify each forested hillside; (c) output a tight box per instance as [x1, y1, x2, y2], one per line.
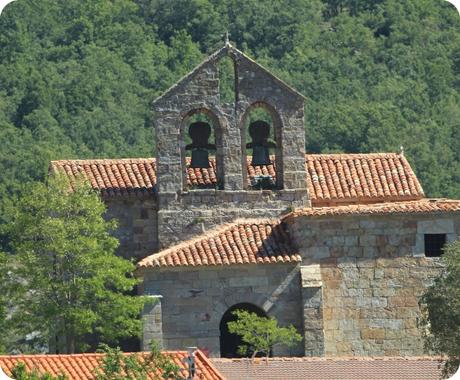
[1, 0, 460, 231]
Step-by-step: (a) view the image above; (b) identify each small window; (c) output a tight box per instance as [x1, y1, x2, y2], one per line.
[424, 234, 446, 257]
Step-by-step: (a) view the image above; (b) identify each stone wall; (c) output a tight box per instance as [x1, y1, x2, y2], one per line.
[153, 45, 310, 249]
[141, 263, 304, 357]
[105, 197, 158, 260]
[288, 214, 460, 357]
[235, 53, 307, 192]
[157, 189, 307, 249]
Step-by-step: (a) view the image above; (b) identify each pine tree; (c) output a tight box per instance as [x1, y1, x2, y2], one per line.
[3, 175, 147, 354]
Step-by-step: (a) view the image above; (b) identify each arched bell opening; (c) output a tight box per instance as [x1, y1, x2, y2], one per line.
[181, 108, 224, 190]
[219, 303, 268, 358]
[240, 102, 283, 190]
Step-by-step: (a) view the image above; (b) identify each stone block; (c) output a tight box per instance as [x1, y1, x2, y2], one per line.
[344, 236, 359, 246]
[388, 296, 417, 307]
[361, 328, 385, 340]
[306, 246, 330, 259]
[359, 235, 376, 246]
[368, 319, 403, 330]
[301, 265, 322, 287]
[417, 219, 454, 234]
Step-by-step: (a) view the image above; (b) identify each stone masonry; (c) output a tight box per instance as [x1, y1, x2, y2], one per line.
[152, 42, 309, 249]
[140, 264, 304, 357]
[105, 197, 158, 260]
[287, 213, 460, 356]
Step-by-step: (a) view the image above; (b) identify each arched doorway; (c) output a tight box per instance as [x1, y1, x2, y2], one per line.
[219, 303, 267, 358]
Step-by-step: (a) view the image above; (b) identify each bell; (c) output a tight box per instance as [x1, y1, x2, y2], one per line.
[190, 148, 210, 168]
[251, 145, 271, 166]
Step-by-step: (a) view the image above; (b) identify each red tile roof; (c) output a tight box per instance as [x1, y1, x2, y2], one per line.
[284, 199, 460, 220]
[50, 158, 157, 197]
[50, 153, 424, 205]
[211, 356, 445, 380]
[305, 153, 423, 205]
[137, 219, 301, 268]
[0, 350, 225, 380]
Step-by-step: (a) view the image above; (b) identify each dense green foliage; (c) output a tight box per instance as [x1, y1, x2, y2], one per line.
[227, 310, 302, 358]
[1, 0, 460, 248]
[0, 251, 8, 353]
[2, 175, 147, 354]
[95, 341, 183, 380]
[11, 362, 66, 380]
[421, 240, 460, 376]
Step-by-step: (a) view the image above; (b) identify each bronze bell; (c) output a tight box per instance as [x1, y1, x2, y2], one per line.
[246, 120, 276, 167]
[185, 121, 216, 169]
[190, 148, 210, 168]
[252, 145, 271, 167]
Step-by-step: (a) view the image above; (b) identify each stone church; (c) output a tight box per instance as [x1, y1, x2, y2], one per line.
[51, 42, 460, 358]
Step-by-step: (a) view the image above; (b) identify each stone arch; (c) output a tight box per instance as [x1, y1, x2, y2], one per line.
[215, 291, 270, 316]
[179, 107, 226, 190]
[219, 302, 268, 358]
[239, 101, 283, 190]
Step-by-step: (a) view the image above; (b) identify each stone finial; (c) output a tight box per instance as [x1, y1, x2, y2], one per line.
[399, 145, 404, 156]
[224, 31, 230, 46]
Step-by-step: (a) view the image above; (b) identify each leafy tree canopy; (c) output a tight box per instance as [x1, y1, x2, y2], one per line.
[95, 341, 183, 380]
[0, 251, 8, 353]
[10, 362, 67, 380]
[421, 240, 460, 376]
[2, 175, 147, 354]
[227, 309, 302, 359]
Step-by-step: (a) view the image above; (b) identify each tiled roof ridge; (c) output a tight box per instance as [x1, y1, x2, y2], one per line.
[194, 350, 228, 380]
[51, 152, 405, 164]
[307, 152, 401, 158]
[50, 157, 155, 166]
[0, 350, 197, 358]
[211, 355, 444, 363]
[284, 198, 460, 220]
[136, 218, 283, 269]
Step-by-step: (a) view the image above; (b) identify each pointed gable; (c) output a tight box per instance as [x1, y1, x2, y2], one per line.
[152, 43, 305, 109]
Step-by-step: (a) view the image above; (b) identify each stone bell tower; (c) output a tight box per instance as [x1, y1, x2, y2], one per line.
[152, 40, 310, 248]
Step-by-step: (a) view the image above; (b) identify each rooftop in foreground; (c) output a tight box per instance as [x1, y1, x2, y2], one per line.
[211, 356, 445, 380]
[0, 351, 225, 380]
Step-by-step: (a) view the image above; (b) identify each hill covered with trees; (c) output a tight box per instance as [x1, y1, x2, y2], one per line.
[1, 0, 459, 244]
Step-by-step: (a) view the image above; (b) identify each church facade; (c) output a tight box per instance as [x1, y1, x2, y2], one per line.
[51, 43, 460, 358]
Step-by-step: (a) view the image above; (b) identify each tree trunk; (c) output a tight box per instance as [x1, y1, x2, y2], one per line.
[66, 332, 76, 354]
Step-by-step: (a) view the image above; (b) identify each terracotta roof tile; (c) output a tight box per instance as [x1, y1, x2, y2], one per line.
[50, 159, 157, 197]
[0, 351, 225, 380]
[50, 153, 424, 205]
[305, 153, 424, 204]
[211, 356, 445, 380]
[284, 199, 460, 219]
[137, 219, 301, 269]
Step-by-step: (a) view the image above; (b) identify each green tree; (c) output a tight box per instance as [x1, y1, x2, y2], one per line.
[0, 251, 8, 353]
[95, 341, 183, 380]
[3, 175, 147, 354]
[420, 240, 460, 376]
[10, 362, 67, 380]
[227, 310, 302, 359]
